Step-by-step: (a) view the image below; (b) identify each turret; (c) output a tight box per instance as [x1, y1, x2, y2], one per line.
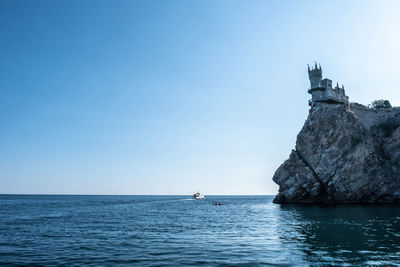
[308, 62, 322, 89]
[335, 82, 341, 94]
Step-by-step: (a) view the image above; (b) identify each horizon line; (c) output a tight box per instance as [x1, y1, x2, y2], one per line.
[0, 193, 274, 196]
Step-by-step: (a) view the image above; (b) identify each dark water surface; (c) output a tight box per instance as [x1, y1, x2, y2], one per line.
[1, 195, 400, 266]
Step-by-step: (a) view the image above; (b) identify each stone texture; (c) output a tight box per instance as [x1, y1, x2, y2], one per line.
[273, 103, 400, 204]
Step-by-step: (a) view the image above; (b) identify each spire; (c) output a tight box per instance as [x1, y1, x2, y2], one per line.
[307, 64, 310, 71]
[319, 63, 321, 70]
[314, 61, 318, 69]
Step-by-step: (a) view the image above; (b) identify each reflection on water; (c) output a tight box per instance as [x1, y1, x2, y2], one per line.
[278, 204, 400, 265]
[0, 195, 399, 265]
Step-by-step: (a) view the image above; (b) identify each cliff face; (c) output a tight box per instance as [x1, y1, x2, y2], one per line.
[273, 103, 400, 204]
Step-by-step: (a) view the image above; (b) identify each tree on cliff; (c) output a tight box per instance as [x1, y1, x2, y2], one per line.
[371, 99, 392, 109]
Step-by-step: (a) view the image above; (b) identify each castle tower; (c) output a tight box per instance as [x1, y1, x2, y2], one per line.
[308, 62, 322, 89]
[307, 63, 349, 106]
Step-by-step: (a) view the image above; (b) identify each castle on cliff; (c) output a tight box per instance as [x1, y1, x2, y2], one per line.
[307, 63, 349, 106]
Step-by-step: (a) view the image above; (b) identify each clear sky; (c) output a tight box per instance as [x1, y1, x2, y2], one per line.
[1, 0, 400, 195]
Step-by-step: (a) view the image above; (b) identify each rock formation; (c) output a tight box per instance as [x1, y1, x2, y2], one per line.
[273, 103, 400, 203]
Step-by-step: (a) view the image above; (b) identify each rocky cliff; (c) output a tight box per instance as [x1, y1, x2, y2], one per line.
[273, 103, 400, 204]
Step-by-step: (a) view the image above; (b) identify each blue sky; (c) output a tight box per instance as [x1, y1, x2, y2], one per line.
[1, 0, 400, 194]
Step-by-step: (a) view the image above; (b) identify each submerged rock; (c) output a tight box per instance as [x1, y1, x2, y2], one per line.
[273, 103, 400, 204]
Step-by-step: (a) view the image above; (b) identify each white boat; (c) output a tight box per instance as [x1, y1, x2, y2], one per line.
[193, 192, 205, 199]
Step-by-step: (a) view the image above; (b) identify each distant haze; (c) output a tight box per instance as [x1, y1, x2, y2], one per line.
[1, 0, 400, 195]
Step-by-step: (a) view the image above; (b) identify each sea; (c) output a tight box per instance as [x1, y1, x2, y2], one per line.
[0, 195, 400, 266]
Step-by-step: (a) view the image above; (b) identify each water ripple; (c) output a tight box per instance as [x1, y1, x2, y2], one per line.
[0, 195, 400, 265]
